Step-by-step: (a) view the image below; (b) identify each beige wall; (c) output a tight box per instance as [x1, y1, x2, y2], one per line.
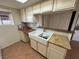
[0, 26, 20, 49]
[0, 7, 21, 49]
[43, 10, 73, 31]
[0, 50, 2, 59]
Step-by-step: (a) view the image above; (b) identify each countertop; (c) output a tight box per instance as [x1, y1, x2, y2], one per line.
[29, 28, 72, 49]
[49, 33, 71, 50]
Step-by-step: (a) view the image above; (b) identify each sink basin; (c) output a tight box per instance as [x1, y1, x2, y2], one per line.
[28, 30, 54, 45]
[39, 32, 50, 40]
[28, 31, 43, 36]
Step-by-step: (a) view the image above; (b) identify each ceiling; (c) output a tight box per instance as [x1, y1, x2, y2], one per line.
[0, 0, 43, 9]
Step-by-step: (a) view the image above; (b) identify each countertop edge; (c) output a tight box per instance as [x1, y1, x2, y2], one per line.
[48, 41, 71, 50]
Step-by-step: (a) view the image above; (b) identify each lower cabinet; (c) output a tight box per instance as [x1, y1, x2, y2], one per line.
[19, 31, 29, 42]
[47, 47, 65, 59]
[30, 39, 67, 59]
[30, 39, 47, 57]
[38, 43, 47, 57]
[30, 39, 38, 50]
[47, 43, 67, 59]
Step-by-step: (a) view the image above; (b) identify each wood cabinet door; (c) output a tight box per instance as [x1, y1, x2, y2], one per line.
[26, 7, 33, 16]
[20, 9, 26, 22]
[26, 7, 34, 22]
[41, 0, 53, 13]
[19, 31, 27, 42]
[38, 43, 47, 57]
[30, 39, 37, 50]
[53, 0, 76, 11]
[47, 47, 53, 59]
[33, 3, 41, 14]
[47, 47, 65, 59]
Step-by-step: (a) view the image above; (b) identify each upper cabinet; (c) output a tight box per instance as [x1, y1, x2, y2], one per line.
[26, 6, 33, 16]
[53, 0, 77, 11]
[20, 0, 77, 22]
[41, 0, 54, 13]
[26, 7, 34, 22]
[33, 3, 41, 14]
[20, 8, 26, 22]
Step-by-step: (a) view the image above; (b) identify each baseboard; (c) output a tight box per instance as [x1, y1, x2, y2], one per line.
[1, 40, 20, 49]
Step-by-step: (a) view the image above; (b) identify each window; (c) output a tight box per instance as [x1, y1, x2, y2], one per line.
[0, 11, 14, 25]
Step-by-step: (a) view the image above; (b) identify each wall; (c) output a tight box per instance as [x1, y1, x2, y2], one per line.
[71, 0, 79, 41]
[0, 49, 2, 59]
[43, 10, 73, 31]
[0, 26, 20, 49]
[72, 12, 79, 41]
[33, 15, 43, 27]
[0, 6, 21, 49]
[72, 30, 79, 41]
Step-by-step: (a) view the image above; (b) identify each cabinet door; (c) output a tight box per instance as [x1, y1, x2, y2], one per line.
[47, 47, 65, 59]
[38, 43, 47, 57]
[26, 7, 34, 22]
[20, 9, 26, 22]
[26, 7, 33, 16]
[49, 43, 67, 54]
[33, 3, 41, 14]
[41, 0, 53, 13]
[30, 39, 37, 50]
[19, 31, 27, 42]
[43, 15, 50, 28]
[53, 0, 76, 11]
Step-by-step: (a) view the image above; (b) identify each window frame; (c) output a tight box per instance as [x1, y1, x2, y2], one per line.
[0, 11, 14, 25]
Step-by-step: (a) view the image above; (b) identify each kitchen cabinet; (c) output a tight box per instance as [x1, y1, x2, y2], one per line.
[30, 39, 47, 57]
[43, 10, 72, 30]
[53, 0, 76, 11]
[38, 43, 47, 57]
[47, 43, 67, 59]
[19, 31, 29, 42]
[26, 7, 33, 16]
[20, 8, 26, 22]
[20, 0, 77, 20]
[47, 47, 65, 59]
[26, 7, 34, 22]
[30, 39, 38, 50]
[33, 3, 41, 14]
[43, 15, 50, 28]
[41, 0, 53, 13]
[29, 30, 71, 59]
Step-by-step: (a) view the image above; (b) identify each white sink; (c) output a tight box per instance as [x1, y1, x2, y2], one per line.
[28, 30, 54, 45]
[39, 32, 52, 40]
